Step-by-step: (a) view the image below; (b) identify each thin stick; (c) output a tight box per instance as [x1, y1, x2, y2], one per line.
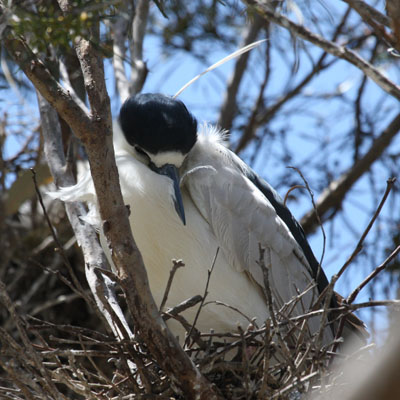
[283, 185, 306, 206]
[331, 178, 396, 353]
[31, 168, 89, 300]
[289, 166, 326, 274]
[162, 295, 203, 320]
[159, 259, 185, 312]
[335, 177, 396, 280]
[347, 244, 400, 304]
[184, 248, 219, 348]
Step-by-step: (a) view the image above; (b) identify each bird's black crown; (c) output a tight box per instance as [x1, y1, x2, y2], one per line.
[119, 93, 198, 155]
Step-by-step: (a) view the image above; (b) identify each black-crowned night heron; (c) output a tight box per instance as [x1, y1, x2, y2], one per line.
[54, 93, 341, 343]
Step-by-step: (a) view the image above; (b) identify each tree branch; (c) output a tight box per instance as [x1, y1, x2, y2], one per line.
[245, 1, 400, 101]
[4, 38, 92, 133]
[343, 0, 397, 51]
[386, 0, 400, 49]
[218, 14, 264, 132]
[130, 0, 149, 95]
[235, 6, 351, 153]
[301, 113, 400, 233]
[342, 0, 391, 28]
[110, 0, 133, 102]
[37, 91, 134, 340]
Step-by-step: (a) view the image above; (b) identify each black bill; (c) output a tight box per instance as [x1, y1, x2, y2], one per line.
[150, 163, 186, 225]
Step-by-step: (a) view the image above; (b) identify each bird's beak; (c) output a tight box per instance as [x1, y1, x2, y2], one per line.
[150, 163, 186, 225]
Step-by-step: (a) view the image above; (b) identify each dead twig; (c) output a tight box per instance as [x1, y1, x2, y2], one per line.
[159, 259, 185, 312]
[184, 247, 219, 348]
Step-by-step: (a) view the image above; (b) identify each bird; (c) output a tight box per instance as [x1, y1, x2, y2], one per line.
[52, 93, 359, 345]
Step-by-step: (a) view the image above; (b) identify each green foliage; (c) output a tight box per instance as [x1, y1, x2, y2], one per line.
[6, 0, 118, 54]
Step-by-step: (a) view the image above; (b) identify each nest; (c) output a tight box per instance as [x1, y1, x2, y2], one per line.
[0, 270, 372, 400]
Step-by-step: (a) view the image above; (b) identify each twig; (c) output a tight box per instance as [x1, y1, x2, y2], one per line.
[184, 247, 219, 348]
[257, 245, 299, 372]
[258, 245, 277, 328]
[110, 0, 132, 102]
[238, 325, 251, 397]
[336, 299, 400, 311]
[202, 300, 256, 326]
[283, 185, 306, 206]
[336, 177, 396, 281]
[249, 5, 351, 147]
[347, 244, 400, 304]
[0, 281, 61, 398]
[162, 295, 203, 319]
[31, 168, 91, 300]
[218, 14, 264, 132]
[159, 259, 185, 312]
[235, 35, 272, 153]
[289, 166, 326, 276]
[328, 179, 396, 352]
[257, 320, 272, 399]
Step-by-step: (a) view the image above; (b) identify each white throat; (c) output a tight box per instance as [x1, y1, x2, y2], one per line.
[148, 150, 186, 168]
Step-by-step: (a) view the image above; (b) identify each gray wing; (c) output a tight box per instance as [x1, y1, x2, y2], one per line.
[184, 137, 326, 313]
[242, 166, 330, 296]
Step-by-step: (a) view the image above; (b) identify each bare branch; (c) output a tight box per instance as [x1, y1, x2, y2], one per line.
[342, 0, 391, 27]
[4, 37, 92, 133]
[301, 113, 400, 233]
[347, 244, 400, 304]
[110, 0, 132, 102]
[37, 91, 133, 340]
[218, 14, 264, 132]
[130, 0, 149, 95]
[335, 178, 396, 281]
[343, 0, 396, 51]
[159, 259, 185, 312]
[235, 6, 351, 153]
[184, 248, 219, 348]
[245, 1, 400, 100]
[387, 0, 400, 48]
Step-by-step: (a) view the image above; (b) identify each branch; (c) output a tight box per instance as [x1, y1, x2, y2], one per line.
[4, 38, 92, 135]
[129, 0, 149, 95]
[301, 112, 400, 233]
[235, 6, 351, 153]
[245, 1, 400, 101]
[342, 0, 397, 51]
[37, 91, 134, 340]
[347, 243, 400, 304]
[334, 178, 396, 282]
[235, 35, 271, 153]
[386, 0, 400, 48]
[217, 14, 264, 132]
[109, 0, 149, 101]
[110, 0, 133, 102]
[342, 0, 391, 27]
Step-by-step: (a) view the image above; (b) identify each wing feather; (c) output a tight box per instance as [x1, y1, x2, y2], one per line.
[184, 131, 322, 316]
